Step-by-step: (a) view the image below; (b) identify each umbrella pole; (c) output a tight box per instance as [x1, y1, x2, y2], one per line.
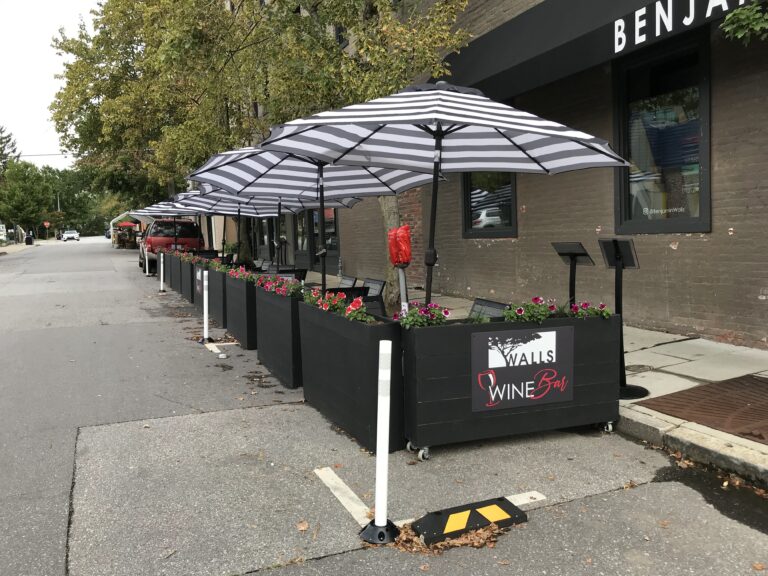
[318, 164, 327, 293]
[237, 207, 241, 262]
[277, 201, 282, 265]
[424, 132, 443, 305]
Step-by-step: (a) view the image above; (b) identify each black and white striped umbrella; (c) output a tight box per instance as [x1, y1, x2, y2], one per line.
[179, 186, 362, 212]
[130, 202, 200, 218]
[188, 148, 434, 291]
[189, 149, 432, 200]
[262, 82, 628, 302]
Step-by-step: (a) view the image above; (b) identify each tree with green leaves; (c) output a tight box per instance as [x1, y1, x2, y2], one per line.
[721, 2, 768, 45]
[51, 0, 470, 297]
[0, 125, 20, 178]
[0, 160, 54, 236]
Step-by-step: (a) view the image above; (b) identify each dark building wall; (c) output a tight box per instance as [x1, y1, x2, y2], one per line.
[338, 197, 389, 279]
[338, 24, 768, 348]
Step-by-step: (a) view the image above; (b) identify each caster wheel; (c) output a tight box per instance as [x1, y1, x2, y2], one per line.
[417, 448, 430, 462]
[603, 422, 614, 433]
[406, 441, 416, 453]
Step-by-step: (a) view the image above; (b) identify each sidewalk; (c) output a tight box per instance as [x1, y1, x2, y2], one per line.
[310, 271, 768, 484]
[0, 242, 34, 256]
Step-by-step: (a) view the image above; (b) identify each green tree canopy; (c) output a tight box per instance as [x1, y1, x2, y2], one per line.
[51, 0, 470, 202]
[0, 161, 53, 235]
[0, 125, 20, 177]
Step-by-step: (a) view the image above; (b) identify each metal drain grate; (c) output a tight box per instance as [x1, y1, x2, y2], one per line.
[637, 375, 768, 446]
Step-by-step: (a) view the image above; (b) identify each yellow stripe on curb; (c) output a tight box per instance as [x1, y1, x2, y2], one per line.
[444, 510, 471, 534]
[476, 504, 511, 523]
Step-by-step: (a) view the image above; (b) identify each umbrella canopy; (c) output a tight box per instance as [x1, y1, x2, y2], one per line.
[130, 202, 200, 218]
[262, 82, 628, 301]
[189, 148, 435, 291]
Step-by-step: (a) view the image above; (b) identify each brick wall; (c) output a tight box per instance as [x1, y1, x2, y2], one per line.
[338, 25, 768, 348]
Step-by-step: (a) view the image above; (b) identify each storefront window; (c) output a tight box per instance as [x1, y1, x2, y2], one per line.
[615, 34, 710, 234]
[311, 208, 338, 252]
[462, 172, 517, 238]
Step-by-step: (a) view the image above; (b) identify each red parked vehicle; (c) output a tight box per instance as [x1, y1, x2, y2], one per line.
[138, 219, 203, 269]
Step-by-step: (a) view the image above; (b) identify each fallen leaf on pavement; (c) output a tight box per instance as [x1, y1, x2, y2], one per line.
[420, 564, 430, 571]
[497, 560, 510, 566]
[296, 520, 309, 532]
[333, 463, 343, 469]
[624, 480, 638, 490]
[658, 520, 671, 529]
[753, 562, 766, 571]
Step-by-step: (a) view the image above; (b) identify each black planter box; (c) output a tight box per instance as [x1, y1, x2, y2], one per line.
[169, 254, 182, 293]
[298, 302, 405, 453]
[208, 269, 227, 329]
[256, 290, 302, 389]
[180, 261, 195, 303]
[226, 275, 257, 349]
[403, 316, 621, 449]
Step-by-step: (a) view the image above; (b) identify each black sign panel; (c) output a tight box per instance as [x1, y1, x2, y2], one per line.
[471, 326, 575, 412]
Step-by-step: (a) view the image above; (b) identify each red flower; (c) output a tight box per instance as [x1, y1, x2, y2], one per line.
[532, 296, 544, 305]
[571, 304, 580, 313]
[548, 304, 557, 312]
[598, 303, 607, 310]
[581, 301, 590, 310]
[515, 307, 525, 316]
[350, 297, 362, 310]
[322, 302, 329, 311]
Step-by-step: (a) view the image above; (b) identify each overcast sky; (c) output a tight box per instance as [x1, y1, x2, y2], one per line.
[0, 0, 99, 170]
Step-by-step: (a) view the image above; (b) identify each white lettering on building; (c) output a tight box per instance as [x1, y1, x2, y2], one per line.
[656, 0, 673, 36]
[615, 0, 744, 53]
[635, 7, 648, 44]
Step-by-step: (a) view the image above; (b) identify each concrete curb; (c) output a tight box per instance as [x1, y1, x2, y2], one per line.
[618, 404, 768, 486]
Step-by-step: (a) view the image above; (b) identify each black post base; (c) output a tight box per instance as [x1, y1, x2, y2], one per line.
[198, 337, 213, 345]
[620, 384, 650, 400]
[360, 519, 400, 545]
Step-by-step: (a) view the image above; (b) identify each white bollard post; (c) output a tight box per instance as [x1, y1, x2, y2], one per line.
[145, 249, 149, 276]
[202, 270, 209, 343]
[360, 339, 400, 544]
[159, 253, 165, 292]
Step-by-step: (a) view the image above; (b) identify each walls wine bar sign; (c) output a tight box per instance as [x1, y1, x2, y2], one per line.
[471, 327, 575, 412]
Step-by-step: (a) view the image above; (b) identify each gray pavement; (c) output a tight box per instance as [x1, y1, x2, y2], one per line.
[2, 241, 767, 576]
[0, 238, 300, 576]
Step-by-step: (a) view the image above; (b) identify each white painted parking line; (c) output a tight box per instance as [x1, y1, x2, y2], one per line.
[506, 491, 547, 507]
[204, 343, 221, 354]
[315, 464, 548, 531]
[314, 467, 371, 527]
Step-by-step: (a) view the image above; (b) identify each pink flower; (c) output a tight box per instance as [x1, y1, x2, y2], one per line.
[515, 307, 525, 316]
[581, 301, 590, 310]
[393, 313, 400, 320]
[350, 297, 363, 310]
[571, 304, 580, 313]
[598, 303, 607, 310]
[548, 304, 557, 312]
[443, 308, 450, 317]
[532, 296, 544, 304]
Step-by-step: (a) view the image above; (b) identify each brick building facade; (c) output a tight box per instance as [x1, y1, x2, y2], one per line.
[337, 0, 768, 348]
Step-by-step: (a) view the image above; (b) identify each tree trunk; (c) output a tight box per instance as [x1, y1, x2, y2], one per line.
[378, 195, 401, 314]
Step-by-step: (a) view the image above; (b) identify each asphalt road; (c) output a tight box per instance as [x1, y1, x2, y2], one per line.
[0, 239, 766, 576]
